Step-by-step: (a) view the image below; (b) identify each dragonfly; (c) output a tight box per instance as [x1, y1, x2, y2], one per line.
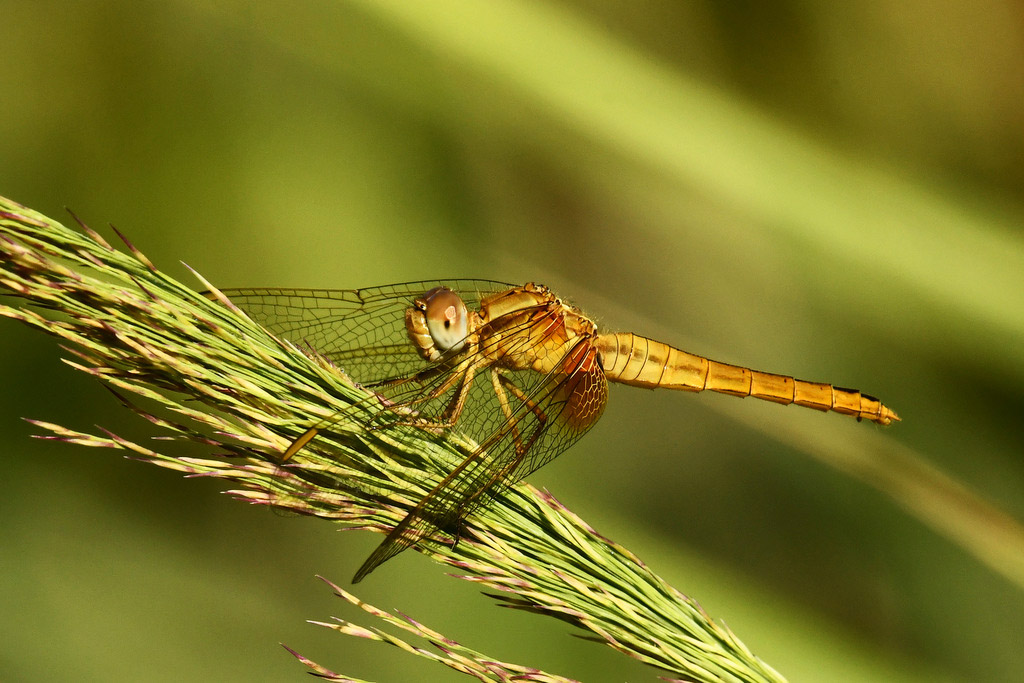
[214, 280, 899, 582]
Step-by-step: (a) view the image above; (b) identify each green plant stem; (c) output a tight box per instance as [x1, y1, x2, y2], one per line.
[0, 195, 786, 682]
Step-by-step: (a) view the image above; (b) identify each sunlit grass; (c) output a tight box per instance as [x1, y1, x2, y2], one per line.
[1, 197, 789, 681]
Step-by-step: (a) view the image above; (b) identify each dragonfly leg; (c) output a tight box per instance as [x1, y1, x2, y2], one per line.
[445, 370, 548, 524]
[387, 361, 478, 432]
[435, 362, 478, 426]
[490, 369, 548, 458]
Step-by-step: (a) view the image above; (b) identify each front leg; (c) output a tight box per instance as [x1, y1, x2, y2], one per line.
[387, 361, 478, 432]
[283, 360, 477, 461]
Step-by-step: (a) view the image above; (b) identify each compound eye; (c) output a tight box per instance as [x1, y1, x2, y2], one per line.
[422, 287, 468, 354]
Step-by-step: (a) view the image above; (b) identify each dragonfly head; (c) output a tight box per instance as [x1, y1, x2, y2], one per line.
[406, 286, 470, 361]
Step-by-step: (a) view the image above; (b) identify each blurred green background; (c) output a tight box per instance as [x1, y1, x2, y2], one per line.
[2, 1, 1023, 681]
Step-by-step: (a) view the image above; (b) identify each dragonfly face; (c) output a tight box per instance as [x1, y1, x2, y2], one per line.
[406, 286, 470, 361]
[212, 280, 898, 581]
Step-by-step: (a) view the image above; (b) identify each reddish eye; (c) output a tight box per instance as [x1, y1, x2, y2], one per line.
[422, 287, 468, 353]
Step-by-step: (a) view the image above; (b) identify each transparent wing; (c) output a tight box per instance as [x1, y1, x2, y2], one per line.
[208, 278, 517, 495]
[352, 329, 609, 582]
[214, 280, 514, 382]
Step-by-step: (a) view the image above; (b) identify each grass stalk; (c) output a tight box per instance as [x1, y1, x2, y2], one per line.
[0, 195, 786, 682]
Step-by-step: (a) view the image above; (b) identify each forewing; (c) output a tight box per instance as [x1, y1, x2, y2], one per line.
[206, 279, 515, 502]
[213, 280, 513, 383]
